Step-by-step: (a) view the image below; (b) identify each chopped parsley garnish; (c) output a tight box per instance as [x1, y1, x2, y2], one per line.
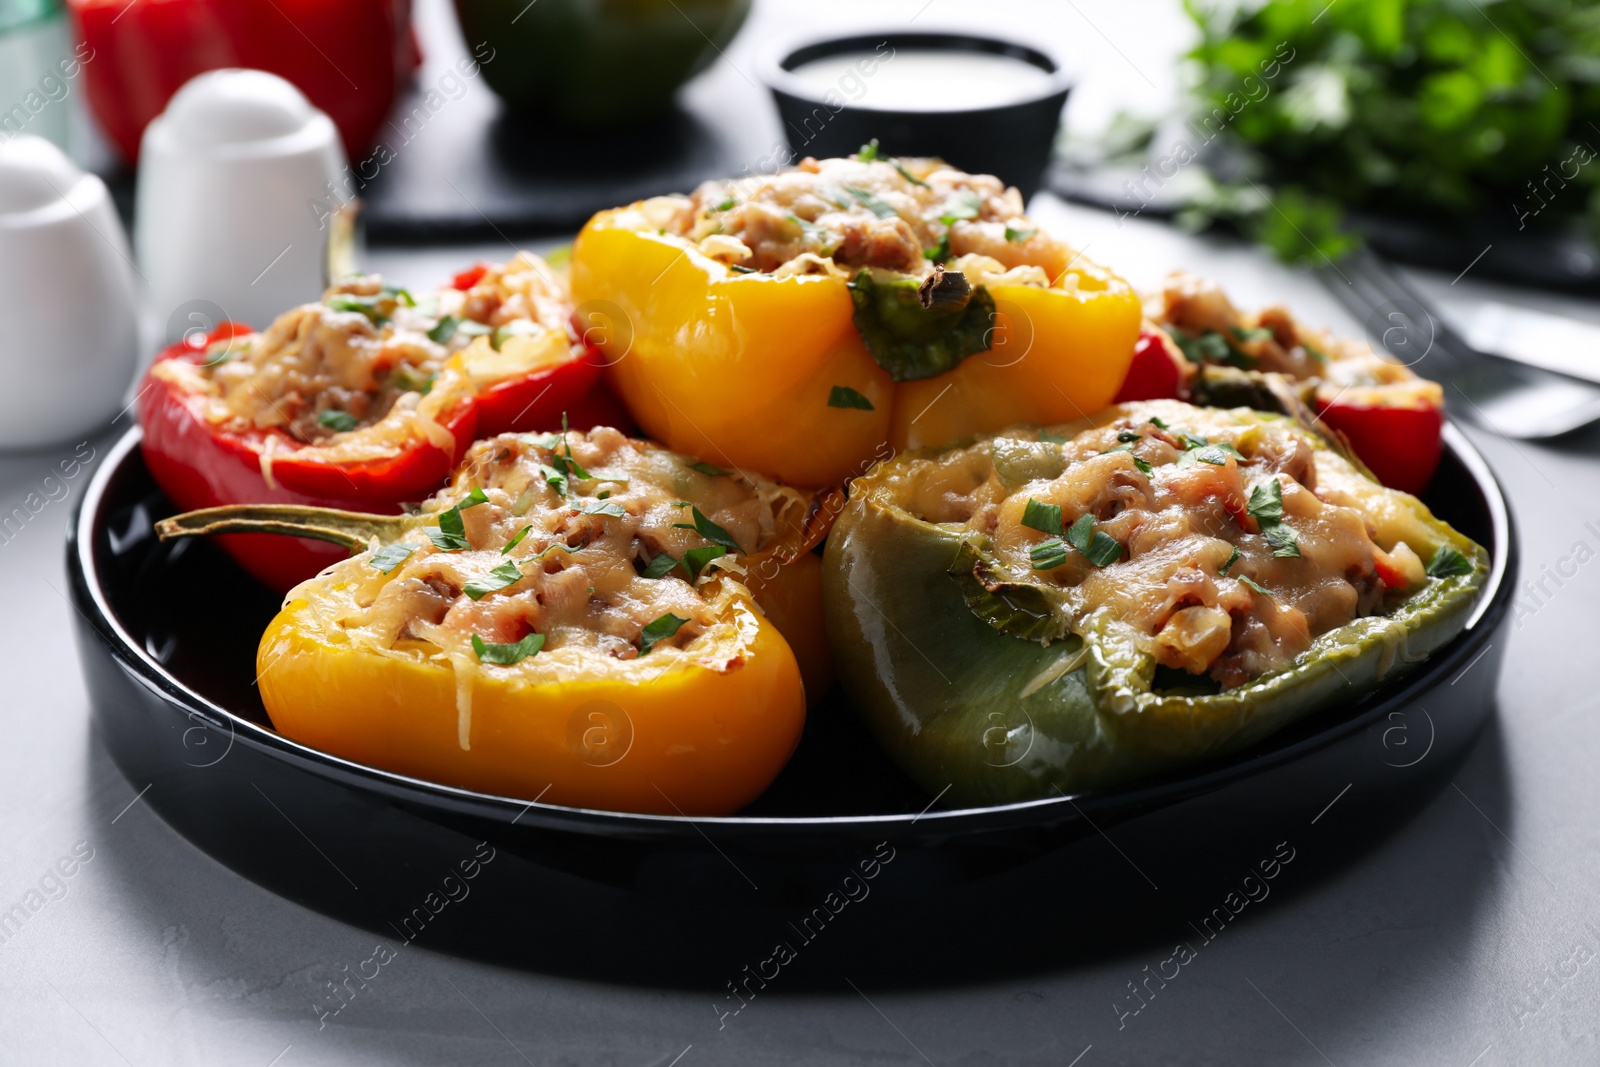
[579, 499, 627, 518]
[1004, 224, 1038, 243]
[1247, 479, 1300, 557]
[317, 409, 359, 433]
[1245, 478, 1291, 542]
[1147, 416, 1169, 431]
[390, 366, 436, 394]
[492, 320, 545, 351]
[1117, 430, 1143, 443]
[540, 464, 568, 498]
[714, 196, 738, 211]
[1177, 441, 1241, 468]
[1231, 326, 1275, 343]
[1302, 343, 1329, 365]
[326, 295, 390, 325]
[828, 385, 875, 410]
[1101, 444, 1154, 473]
[472, 632, 544, 665]
[843, 182, 898, 220]
[502, 525, 533, 554]
[672, 505, 743, 553]
[937, 191, 983, 225]
[556, 415, 592, 475]
[425, 505, 472, 552]
[789, 214, 827, 236]
[923, 232, 951, 262]
[380, 282, 415, 307]
[729, 264, 760, 273]
[1021, 498, 1064, 538]
[1239, 575, 1273, 597]
[1262, 524, 1300, 558]
[682, 545, 728, 580]
[642, 552, 679, 579]
[855, 138, 880, 162]
[1066, 513, 1123, 567]
[368, 544, 414, 574]
[1170, 327, 1255, 369]
[1030, 539, 1069, 570]
[1219, 546, 1241, 576]
[892, 160, 929, 187]
[464, 560, 525, 601]
[639, 613, 689, 655]
[460, 486, 489, 510]
[690, 461, 730, 477]
[427, 315, 460, 343]
[1426, 545, 1474, 579]
[425, 313, 489, 345]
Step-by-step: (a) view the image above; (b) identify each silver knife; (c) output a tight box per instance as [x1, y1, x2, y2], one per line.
[1451, 301, 1600, 387]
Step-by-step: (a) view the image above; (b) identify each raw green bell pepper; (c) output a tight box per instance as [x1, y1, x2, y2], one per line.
[822, 404, 1487, 806]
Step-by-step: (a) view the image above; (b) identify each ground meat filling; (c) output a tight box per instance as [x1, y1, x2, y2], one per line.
[306, 429, 807, 664]
[645, 155, 1075, 284]
[1149, 271, 1444, 407]
[888, 401, 1424, 690]
[155, 253, 574, 446]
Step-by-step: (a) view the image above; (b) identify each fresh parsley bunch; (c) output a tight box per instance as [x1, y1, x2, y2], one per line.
[1180, 0, 1600, 262]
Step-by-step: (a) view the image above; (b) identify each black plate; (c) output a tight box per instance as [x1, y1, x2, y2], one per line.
[69, 426, 1516, 984]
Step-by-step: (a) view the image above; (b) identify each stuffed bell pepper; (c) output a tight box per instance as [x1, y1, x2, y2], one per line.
[823, 399, 1485, 805]
[1124, 272, 1445, 495]
[156, 427, 840, 814]
[139, 253, 609, 591]
[570, 150, 1143, 487]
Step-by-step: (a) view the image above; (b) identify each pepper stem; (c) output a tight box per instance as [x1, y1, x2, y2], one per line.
[155, 505, 417, 553]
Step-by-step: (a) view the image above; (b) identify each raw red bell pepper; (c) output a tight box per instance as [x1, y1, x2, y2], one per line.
[1314, 397, 1443, 497]
[139, 322, 609, 591]
[67, 0, 418, 162]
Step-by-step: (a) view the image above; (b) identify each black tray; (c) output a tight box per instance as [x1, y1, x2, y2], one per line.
[1050, 164, 1600, 295]
[68, 425, 1516, 985]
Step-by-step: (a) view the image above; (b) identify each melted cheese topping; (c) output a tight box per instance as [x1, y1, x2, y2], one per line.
[150, 253, 577, 467]
[884, 400, 1445, 690]
[637, 155, 1075, 285]
[285, 429, 809, 744]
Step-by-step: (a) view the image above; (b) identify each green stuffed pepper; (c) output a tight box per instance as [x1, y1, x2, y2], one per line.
[823, 399, 1486, 806]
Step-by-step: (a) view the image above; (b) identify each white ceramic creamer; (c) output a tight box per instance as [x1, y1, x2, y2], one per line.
[0, 135, 138, 448]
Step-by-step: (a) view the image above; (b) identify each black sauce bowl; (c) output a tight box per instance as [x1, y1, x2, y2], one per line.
[763, 32, 1072, 201]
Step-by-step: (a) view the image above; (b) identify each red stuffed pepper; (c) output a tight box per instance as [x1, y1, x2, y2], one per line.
[1128, 272, 1444, 496]
[139, 254, 606, 590]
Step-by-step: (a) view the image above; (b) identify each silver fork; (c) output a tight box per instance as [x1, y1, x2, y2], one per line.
[1316, 249, 1600, 439]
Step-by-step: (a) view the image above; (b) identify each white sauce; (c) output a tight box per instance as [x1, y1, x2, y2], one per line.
[790, 50, 1058, 111]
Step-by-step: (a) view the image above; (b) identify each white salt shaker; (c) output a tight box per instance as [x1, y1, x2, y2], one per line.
[135, 69, 346, 346]
[0, 135, 139, 449]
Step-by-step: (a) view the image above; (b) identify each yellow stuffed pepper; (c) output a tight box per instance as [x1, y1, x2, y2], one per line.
[156, 427, 839, 815]
[570, 150, 1143, 487]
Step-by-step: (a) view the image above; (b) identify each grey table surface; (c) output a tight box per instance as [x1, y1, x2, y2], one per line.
[7, 2, 1600, 1064]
